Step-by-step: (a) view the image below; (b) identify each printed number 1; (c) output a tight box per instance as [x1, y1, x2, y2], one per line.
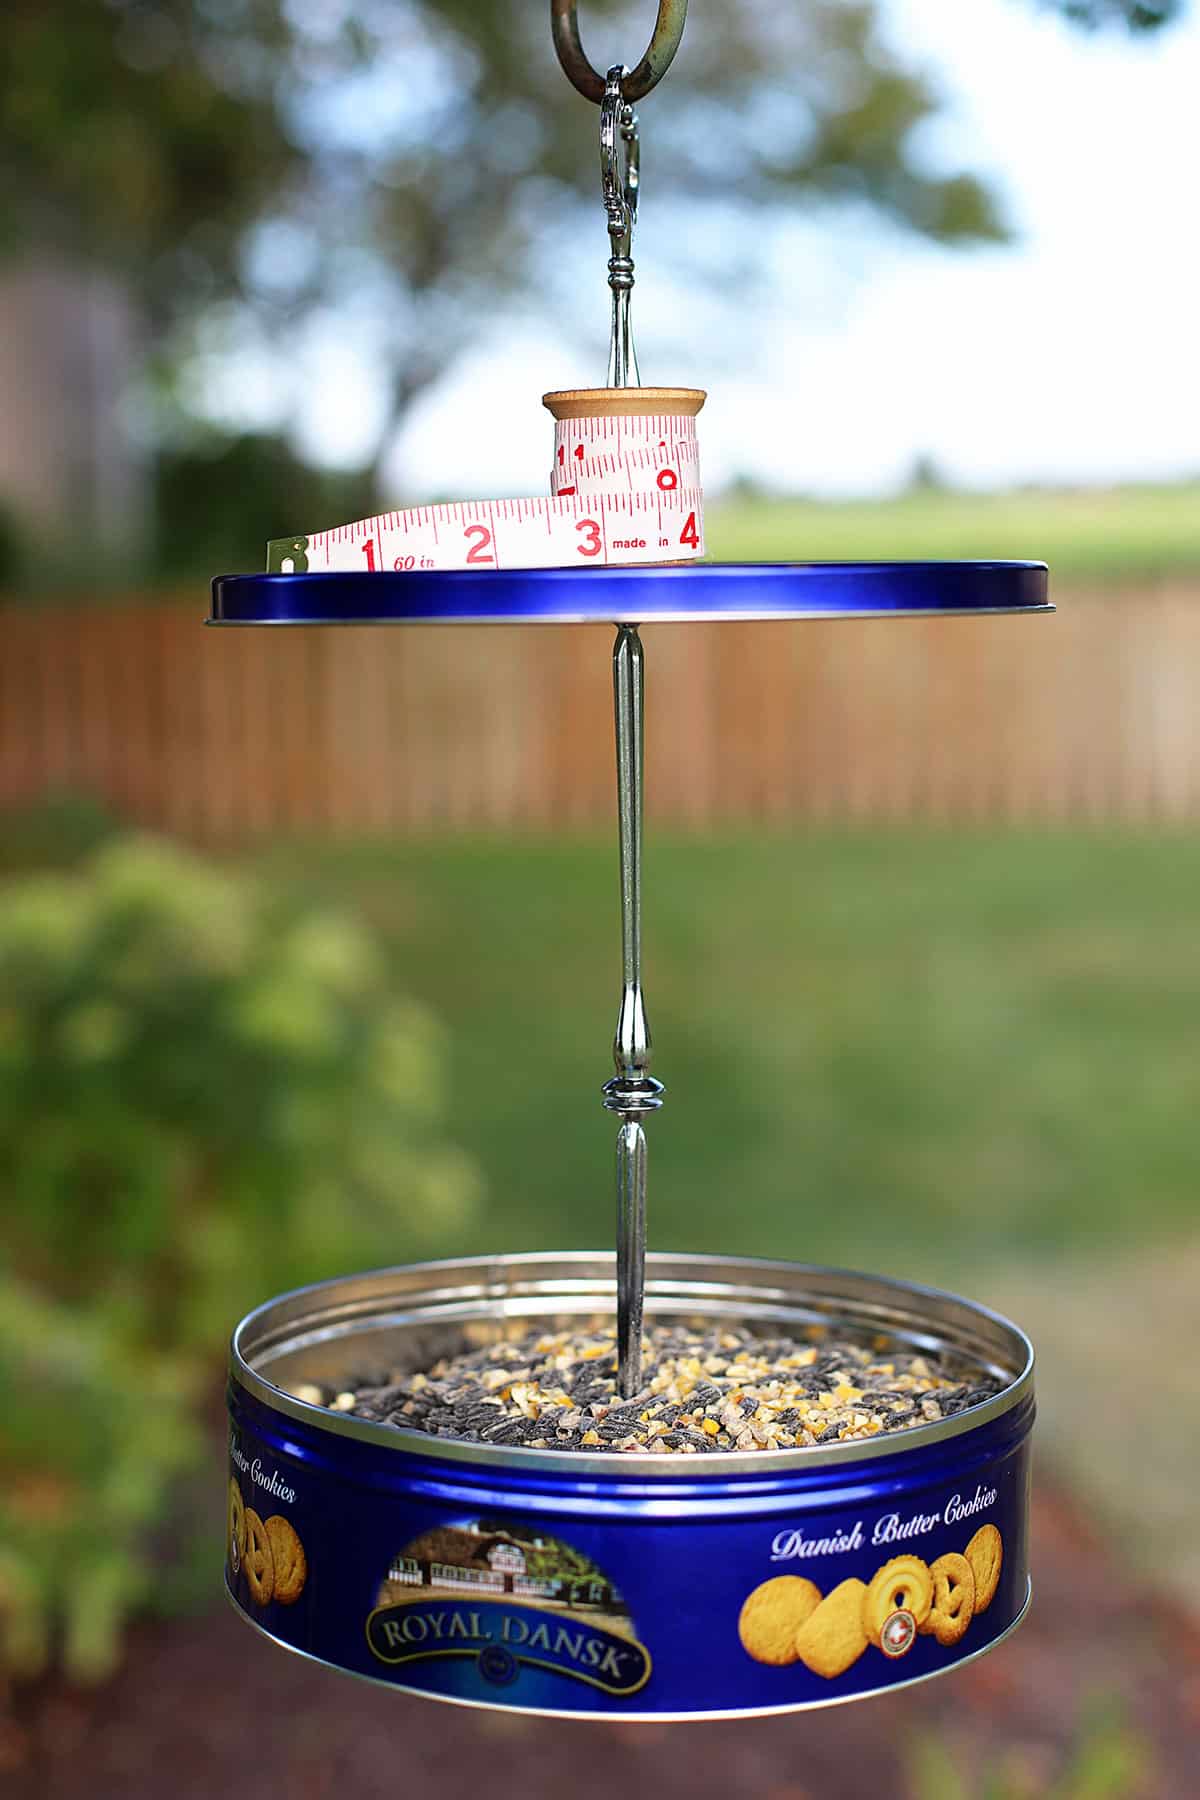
[362, 537, 377, 569]
[576, 519, 602, 557]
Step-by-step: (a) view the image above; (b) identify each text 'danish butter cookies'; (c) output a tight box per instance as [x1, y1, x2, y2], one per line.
[794, 1578, 869, 1679]
[965, 1523, 1003, 1614]
[921, 1551, 976, 1647]
[738, 1576, 822, 1665]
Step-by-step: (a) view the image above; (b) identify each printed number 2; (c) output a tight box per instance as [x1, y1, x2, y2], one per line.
[464, 524, 495, 565]
[679, 511, 700, 551]
[576, 519, 602, 557]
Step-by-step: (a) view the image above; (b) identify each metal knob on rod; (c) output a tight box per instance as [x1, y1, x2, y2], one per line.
[603, 624, 662, 1398]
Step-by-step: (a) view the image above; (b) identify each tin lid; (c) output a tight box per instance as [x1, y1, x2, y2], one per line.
[210, 560, 1051, 627]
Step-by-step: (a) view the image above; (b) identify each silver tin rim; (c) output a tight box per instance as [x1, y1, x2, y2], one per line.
[209, 606, 1056, 627]
[230, 1252, 1035, 1480]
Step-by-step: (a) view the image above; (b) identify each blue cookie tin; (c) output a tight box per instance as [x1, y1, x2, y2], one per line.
[226, 1253, 1034, 1719]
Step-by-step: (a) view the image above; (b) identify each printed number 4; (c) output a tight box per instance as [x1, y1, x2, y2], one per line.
[576, 519, 602, 557]
[679, 512, 700, 551]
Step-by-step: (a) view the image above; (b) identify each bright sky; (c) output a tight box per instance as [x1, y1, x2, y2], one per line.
[281, 0, 1200, 499]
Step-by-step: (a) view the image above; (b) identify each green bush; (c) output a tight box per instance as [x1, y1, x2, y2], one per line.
[0, 837, 480, 1680]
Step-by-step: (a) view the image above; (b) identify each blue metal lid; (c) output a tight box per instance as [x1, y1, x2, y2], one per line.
[209, 561, 1050, 626]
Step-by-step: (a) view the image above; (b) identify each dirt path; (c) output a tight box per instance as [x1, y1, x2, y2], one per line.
[4, 1484, 1198, 1800]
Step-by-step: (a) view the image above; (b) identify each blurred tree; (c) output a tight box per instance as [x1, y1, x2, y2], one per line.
[0, 4, 990, 476]
[0, 497, 24, 585]
[153, 431, 381, 576]
[0, 0, 1184, 551]
[905, 451, 952, 494]
[1055, 1, 1180, 21]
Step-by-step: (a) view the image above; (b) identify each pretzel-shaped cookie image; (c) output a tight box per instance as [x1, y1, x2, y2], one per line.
[921, 1551, 976, 1647]
[242, 1507, 275, 1607]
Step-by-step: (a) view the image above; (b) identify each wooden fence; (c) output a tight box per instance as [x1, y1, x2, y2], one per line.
[2, 586, 1199, 839]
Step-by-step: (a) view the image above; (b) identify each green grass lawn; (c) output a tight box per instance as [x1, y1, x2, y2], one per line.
[261, 830, 1200, 1291]
[9, 812, 1197, 1598]
[705, 482, 1200, 584]
[8, 479, 1200, 600]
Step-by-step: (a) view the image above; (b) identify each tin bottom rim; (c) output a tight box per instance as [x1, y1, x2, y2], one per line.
[223, 1575, 1033, 1724]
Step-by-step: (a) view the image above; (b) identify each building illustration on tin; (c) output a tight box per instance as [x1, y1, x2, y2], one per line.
[382, 1519, 628, 1623]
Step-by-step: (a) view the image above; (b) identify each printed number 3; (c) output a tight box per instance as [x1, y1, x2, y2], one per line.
[576, 519, 602, 558]
[464, 523, 495, 565]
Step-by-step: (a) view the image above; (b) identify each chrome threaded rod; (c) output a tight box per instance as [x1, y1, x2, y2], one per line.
[603, 624, 663, 1398]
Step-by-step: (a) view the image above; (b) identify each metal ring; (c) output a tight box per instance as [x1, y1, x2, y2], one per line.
[551, 0, 688, 104]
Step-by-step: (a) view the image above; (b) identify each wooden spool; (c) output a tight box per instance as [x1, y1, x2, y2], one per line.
[542, 387, 706, 421]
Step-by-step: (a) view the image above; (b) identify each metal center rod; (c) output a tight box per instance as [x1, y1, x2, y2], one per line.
[614, 625, 646, 1033]
[614, 1119, 647, 1397]
[603, 624, 663, 1398]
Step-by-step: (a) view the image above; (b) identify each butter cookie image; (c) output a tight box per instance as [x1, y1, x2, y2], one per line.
[965, 1524, 1002, 1614]
[227, 1478, 245, 1568]
[920, 1551, 975, 1647]
[243, 1507, 275, 1607]
[265, 1515, 307, 1606]
[794, 1578, 869, 1679]
[862, 1555, 933, 1646]
[738, 1575, 822, 1666]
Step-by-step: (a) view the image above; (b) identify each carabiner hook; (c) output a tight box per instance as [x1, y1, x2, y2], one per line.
[551, 0, 688, 105]
[600, 68, 638, 246]
[601, 67, 640, 386]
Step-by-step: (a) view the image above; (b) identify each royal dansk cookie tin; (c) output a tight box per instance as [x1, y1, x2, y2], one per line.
[226, 1253, 1034, 1719]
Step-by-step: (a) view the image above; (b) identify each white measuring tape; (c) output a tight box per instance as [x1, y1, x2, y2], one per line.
[266, 402, 705, 574]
